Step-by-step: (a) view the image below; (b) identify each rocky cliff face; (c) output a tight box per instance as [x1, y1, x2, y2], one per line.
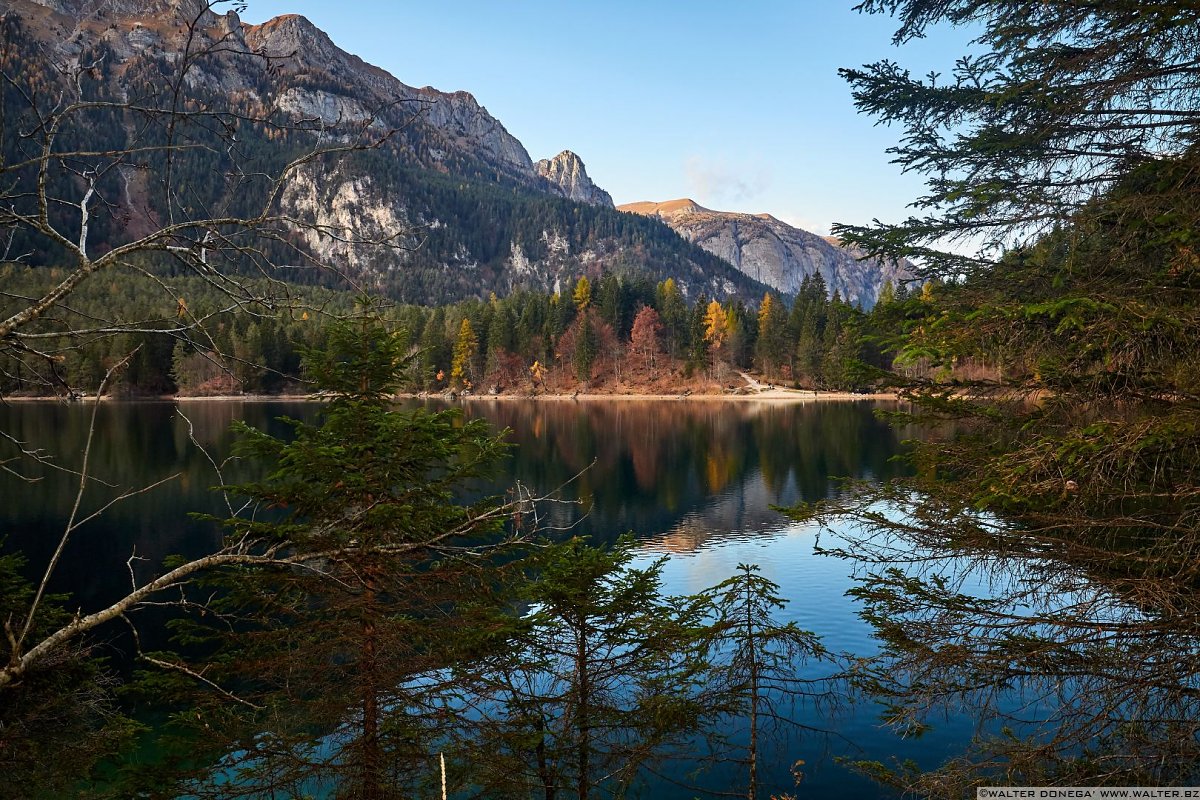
[6, 0, 543, 183]
[619, 200, 910, 307]
[8, 0, 635, 205]
[534, 151, 614, 207]
[243, 14, 539, 177]
[0, 0, 770, 304]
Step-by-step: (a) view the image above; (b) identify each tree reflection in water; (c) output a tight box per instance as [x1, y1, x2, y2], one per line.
[801, 488, 1200, 795]
[459, 398, 909, 550]
[0, 398, 908, 647]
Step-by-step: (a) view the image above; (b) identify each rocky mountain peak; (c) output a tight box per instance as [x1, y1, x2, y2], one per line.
[0, 0, 773, 304]
[244, 13, 343, 64]
[25, 0, 213, 22]
[534, 150, 613, 208]
[238, 14, 534, 176]
[619, 198, 710, 217]
[619, 199, 910, 308]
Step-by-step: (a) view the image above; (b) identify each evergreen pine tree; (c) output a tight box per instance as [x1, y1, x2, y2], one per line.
[703, 564, 829, 800]
[451, 317, 480, 390]
[163, 309, 516, 799]
[464, 538, 713, 800]
[575, 313, 598, 384]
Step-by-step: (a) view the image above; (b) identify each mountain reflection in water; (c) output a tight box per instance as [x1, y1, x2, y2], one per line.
[458, 397, 910, 549]
[1, 397, 929, 798]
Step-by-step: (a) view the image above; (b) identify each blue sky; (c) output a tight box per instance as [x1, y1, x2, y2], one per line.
[239, 1, 973, 235]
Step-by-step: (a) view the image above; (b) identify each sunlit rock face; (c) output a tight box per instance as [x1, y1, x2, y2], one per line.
[535, 151, 614, 207]
[620, 199, 911, 307]
[11, 0, 539, 182]
[0, 0, 770, 302]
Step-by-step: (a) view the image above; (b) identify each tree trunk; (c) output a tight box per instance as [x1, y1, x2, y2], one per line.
[746, 579, 758, 800]
[537, 718, 556, 800]
[361, 568, 382, 800]
[575, 616, 591, 800]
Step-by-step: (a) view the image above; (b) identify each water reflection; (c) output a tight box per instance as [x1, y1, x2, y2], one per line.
[0, 397, 915, 798]
[0, 397, 908, 675]
[1, 397, 908, 618]
[458, 398, 909, 549]
[0, 400, 316, 610]
[818, 504, 1200, 793]
[641, 523, 980, 799]
[4, 398, 1177, 795]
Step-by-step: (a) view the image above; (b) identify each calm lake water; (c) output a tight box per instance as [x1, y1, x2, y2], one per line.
[0, 398, 975, 798]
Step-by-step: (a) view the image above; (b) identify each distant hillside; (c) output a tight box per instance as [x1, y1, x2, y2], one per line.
[620, 199, 911, 306]
[0, 0, 767, 303]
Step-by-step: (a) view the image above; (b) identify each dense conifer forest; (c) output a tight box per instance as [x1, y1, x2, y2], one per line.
[0, 264, 902, 396]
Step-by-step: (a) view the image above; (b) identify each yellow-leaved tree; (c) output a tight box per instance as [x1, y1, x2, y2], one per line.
[703, 300, 729, 378]
[450, 318, 479, 390]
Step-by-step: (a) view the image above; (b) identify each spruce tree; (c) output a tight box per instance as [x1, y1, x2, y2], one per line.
[463, 537, 713, 800]
[574, 314, 598, 384]
[800, 0, 1200, 792]
[755, 293, 789, 380]
[655, 278, 687, 360]
[419, 306, 449, 389]
[450, 317, 479, 390]
[703, 564, 829, 800]
[162, 308, 518, 799]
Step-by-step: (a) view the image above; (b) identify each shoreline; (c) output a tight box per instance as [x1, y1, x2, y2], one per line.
[447, 389, 900, 402]
[4, 389, 901, 404]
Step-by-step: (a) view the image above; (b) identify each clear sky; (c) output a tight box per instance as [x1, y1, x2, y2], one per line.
[239, 1, 971, 236]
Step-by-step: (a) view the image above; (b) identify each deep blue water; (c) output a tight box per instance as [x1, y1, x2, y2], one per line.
[1, 397, 978, 798]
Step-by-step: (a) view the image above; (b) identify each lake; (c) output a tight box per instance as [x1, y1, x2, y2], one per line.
[1, 397, 973, 798]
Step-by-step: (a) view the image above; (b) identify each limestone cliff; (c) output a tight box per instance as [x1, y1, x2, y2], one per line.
[534, 151, 614, 207]
[8, 0, 539, 182]
[619, 200, 910, 307]
[0, 0, 764, 303]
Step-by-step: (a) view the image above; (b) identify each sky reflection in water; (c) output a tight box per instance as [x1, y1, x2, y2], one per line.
[1, 397, 975, 798]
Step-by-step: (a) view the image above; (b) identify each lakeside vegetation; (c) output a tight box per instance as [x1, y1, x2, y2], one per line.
[0, 264, 907, 398]
[3, 313, 843, 799]
[790, 0, 1200, 794]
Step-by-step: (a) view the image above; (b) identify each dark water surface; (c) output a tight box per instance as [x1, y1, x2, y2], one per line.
[0, 397, 970, 798]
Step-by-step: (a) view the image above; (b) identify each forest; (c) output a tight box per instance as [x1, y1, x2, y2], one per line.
[0, 264, 905, 397]
[1, 312, 837, 800]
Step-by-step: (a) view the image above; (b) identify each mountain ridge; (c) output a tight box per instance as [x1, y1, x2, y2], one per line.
[619, 199, 910, 306]
[0, 0, 772, 304]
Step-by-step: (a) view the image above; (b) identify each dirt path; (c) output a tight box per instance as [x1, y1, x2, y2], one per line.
[737, 371, 762, 392]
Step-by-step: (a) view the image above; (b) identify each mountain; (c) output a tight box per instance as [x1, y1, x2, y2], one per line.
[534, 151, 614, 207]
[0, 0, 767, 303]
[619, 199, 910, 307]
[14, 0, 537, 185]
